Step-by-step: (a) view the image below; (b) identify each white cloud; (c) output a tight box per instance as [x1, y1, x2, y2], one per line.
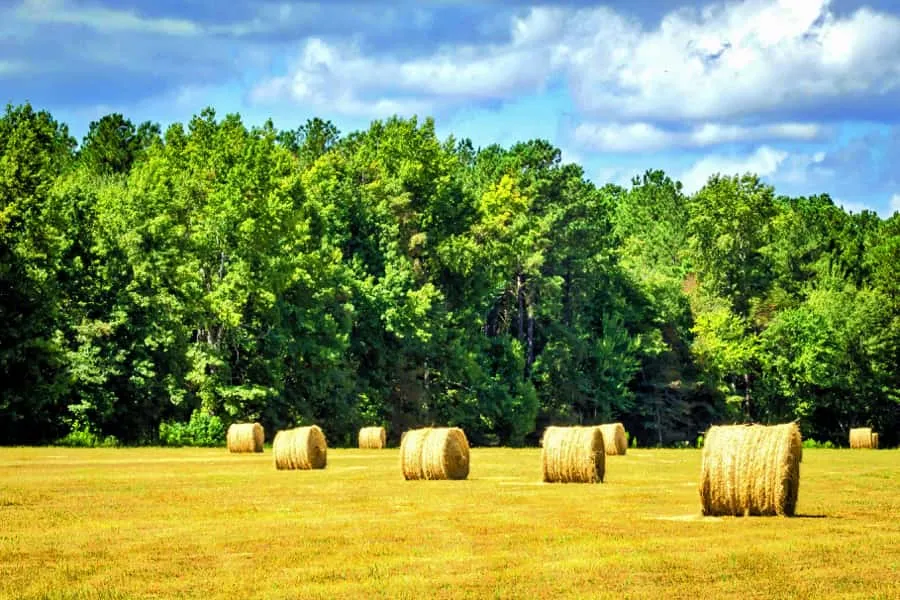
[574, 123, 670, 154]
[249, 0, 900, 123]
[678, 146, 788, 193]
[562, 0, 900, 121]
[592, 166, 639, 188]
[835, 198, 875, 214]
[11, 0, 301, 39]
[890, 193, 900, 214]
[248, 39, 436, 118]
[767, 148, 833, 186]
[573, 121, 824, 152]
[16, 0, 202, 36]
[0, 60, 26, 75]
[557, 146, 584, 168]
[250, 36, 554, 117]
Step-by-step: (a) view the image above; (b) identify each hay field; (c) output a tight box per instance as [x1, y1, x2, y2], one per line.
[1, 447, 898, 600]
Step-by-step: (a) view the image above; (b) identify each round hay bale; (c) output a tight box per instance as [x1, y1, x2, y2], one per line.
[400, 427, 470, 480]
[273, 425, 327, 470]
[598, 422, 628, 455]
[871, 432, 879, 449]
[849, 427, 875, 449]
[358, 426, 387, 449]
[226, 422, 265, 453]
[541, 426, 606, 483]
[699, 422, 802, 517]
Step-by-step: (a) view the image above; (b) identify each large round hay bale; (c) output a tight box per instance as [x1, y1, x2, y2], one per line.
[358, 426, 387, 449]
[871, 432, 879, 449]
[226, 422, 265, 453]
[541, 426, 606, 483]
[699, 423, 802, 517]
[598, 422, 628, 455]
[849, 427, 875, 449]
[273, 425, 327, 470]
[400, 427, 470, 480]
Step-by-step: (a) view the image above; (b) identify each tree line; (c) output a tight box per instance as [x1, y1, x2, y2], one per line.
[1, 103, 897, 447]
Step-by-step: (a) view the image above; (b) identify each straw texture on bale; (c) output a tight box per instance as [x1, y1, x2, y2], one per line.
[541, 426, 606, 483]
[226, 422, 265, 453]
[598, 422, 628, 455]
[400, 427, 470, 480]
[849, 427, 876, 449]
[273, 425, 327, 470]
[871, 432, 879, 449]
[358, 426, 387, 449]
[699, 422, 802, 517]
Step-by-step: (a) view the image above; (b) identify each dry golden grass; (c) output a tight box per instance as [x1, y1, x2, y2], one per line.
[1, 446, 899, 599]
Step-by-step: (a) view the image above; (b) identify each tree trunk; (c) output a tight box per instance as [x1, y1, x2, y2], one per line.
[743, 372, 752, 421]
[516, 272, 525, 343]
[656, 398, 663, 447]
[526, 302, 535, 378]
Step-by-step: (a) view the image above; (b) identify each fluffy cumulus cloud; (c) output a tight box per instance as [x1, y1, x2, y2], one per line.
[248, 37, 552, 118]
[677, 146, 789, 193]
[562, 0, 900, 122]
[673, 124, 900, 212]
[573, 122, 825, 153]
[250, 0, 900, 124]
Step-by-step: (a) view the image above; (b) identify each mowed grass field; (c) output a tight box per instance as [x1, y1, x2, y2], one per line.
[1, 446, 898, 599]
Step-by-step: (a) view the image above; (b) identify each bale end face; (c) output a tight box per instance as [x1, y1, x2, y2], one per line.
[849, 427, 875, 449]
[227, 422, 265, 453]
[358, 426, 387, 449]
[400, 427, 470, 480]
[599, 422, 628, 455]
[273, 425, 327, 470]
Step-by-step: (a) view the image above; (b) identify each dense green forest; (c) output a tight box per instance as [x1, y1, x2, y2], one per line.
[1, 103, 897, 447]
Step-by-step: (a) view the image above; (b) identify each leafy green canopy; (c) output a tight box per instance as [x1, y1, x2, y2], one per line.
[1, 103, 897, 447]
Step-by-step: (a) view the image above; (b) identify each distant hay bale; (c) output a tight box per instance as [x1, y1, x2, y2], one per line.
[400, 427, 470, 480]
[598, 422, 628, 455]
[358, 426, 387, 449]
[273, 425, 327, 470]
[871, 432, 879, 449]
[699, 423, 802, 517]
[849, 427, 875, 449]
[541, 426, 606, 483]
[226, 422, 264, 453]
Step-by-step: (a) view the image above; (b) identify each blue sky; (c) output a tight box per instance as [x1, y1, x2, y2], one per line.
[2, 0, 899, 216]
